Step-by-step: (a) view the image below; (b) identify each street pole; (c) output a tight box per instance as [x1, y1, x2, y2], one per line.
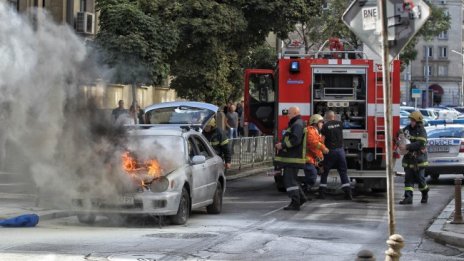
[425, 49, 429, 107]
[451, 49, 464, 106]
[379, 0, 396, 237]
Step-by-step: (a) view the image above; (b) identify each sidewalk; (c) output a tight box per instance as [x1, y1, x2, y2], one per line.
[425, 198, 464, 248]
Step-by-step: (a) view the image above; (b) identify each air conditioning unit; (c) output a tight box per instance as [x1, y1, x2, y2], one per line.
[76, 11, 95, 35]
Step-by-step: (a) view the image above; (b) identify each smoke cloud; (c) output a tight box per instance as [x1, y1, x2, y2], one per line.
[0, 3, 139, 206]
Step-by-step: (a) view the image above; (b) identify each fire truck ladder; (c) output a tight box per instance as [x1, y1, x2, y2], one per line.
[374, 70, 385, 159]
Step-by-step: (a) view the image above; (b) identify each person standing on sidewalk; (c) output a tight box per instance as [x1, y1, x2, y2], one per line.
[274, 107, 307, 211]
[319, 110, 352, 200]
[397, 111, 429, 204]
[304, 114, 329, 198]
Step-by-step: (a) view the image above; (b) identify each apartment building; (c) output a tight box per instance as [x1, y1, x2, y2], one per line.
[404, 0, 463, 107]
[6, 0, 177, 110]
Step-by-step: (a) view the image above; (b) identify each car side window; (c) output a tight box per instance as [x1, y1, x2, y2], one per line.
[193, 136, 212, 158]
[188, 138, 196, 159]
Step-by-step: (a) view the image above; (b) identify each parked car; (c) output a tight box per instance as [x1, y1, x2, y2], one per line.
[418, 108, 438, 120]
[432, 106, 460, 120]
[400, 110, 410, 117]
[73, 102, 225, 225]
[400, 106, 416, 114]
[425, 124, 464, 182]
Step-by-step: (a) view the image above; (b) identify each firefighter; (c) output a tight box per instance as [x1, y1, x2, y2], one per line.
[397, 111, 429, 204]
[304, 114, 330, 198]
[319, 110, 352, 200]
[274, 107, 307, 211]
[202, 118, 232, 169]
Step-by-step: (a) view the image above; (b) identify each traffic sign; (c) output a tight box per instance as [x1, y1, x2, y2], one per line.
[411, 88, 421, 98]
[342, 0, 431, 63]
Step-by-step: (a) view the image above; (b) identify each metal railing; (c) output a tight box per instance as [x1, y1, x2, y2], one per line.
[228, 136, 275, 170]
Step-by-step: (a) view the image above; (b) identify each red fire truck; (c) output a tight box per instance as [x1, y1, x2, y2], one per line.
[244, 38, 401, 192]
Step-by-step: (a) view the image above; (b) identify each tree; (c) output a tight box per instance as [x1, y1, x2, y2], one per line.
[95, 0, 178, 86]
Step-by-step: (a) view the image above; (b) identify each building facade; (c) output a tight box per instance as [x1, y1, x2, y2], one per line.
[7, 0, 177, 110]
[403, 0, 463, 108]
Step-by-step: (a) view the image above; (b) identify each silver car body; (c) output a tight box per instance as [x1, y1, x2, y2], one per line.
[425, 124, 464, 178]
[73, 102, 225, 218]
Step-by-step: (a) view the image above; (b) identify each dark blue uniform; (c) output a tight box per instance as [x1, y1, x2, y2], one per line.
[320, 119, 351, 199]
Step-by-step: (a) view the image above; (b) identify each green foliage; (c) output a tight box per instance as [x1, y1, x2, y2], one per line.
[95, 0, 178, 85]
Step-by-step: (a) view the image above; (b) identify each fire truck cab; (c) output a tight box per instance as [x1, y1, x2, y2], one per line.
[244, 39, 400, 192]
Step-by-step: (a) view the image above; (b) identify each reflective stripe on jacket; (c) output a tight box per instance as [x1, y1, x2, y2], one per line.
[305, 126, 327, 165]
[274, 115, 307, 168]
[401, 123, 428, 168]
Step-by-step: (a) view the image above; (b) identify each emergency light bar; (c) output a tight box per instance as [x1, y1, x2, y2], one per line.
[427, 119, 464, 126]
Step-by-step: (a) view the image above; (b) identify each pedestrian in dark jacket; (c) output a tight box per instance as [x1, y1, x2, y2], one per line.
[319, 110, 352, 200]
[397, 111, 429, 204]
[203, 118, 232, 169]
[274, 107, 307, 211]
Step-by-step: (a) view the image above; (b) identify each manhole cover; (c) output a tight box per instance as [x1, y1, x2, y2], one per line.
[145, 233, 218, 239]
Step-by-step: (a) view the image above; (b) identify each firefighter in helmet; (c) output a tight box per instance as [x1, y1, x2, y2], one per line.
[274, 107, 307, 211]
[303, 114, 329, 198]
[398, 111, 429, 204]
[203, 117, 232, 169]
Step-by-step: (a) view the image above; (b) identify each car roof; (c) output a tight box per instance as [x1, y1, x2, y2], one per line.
[126, 125, 201, 136]
[425, 124, 464, 131]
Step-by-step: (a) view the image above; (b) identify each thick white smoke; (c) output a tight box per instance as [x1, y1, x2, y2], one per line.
[0, 3, 133, 206]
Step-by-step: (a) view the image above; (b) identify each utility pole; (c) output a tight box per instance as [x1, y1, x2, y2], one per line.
[425, 47, 429, 107]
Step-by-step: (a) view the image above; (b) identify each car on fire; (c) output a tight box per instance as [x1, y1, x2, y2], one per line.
[425, 124, 464, 182]
[73, 102, 226, 225]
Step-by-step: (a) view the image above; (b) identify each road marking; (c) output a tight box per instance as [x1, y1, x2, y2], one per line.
[262, 207, 285, 217]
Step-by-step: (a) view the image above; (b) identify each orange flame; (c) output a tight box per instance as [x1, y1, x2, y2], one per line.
[121, 152, 163, 186]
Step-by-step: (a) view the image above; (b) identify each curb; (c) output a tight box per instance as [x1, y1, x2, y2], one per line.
[425, 198, 464, 248]
[226, 166, 274, 181]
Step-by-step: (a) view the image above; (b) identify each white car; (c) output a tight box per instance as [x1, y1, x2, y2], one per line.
[431, 107, 460, 120]
[425, 124, 464, 182]
[73, 102, 225, 225]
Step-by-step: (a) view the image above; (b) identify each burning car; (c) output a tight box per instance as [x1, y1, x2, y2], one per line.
[73, 102, 225, 225]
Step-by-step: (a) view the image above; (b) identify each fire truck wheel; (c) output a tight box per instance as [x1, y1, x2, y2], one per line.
[170, 187, 190, 225]
[77, 213, 96, 225]
[274, 176, 286, 192]
[206, 181, 223, 214]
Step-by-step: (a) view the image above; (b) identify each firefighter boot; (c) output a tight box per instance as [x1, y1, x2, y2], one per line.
[342, 186, 353, 200]
[316, 186, 326, 199]
[284, 190, 300, 211]
[399, 191, 413, 205]
[420, 187, 429, 204]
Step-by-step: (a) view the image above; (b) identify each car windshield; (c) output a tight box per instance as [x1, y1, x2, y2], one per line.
[145, 106, 214, 125]
[427, 128, 464, 138]
[125, 135, 186, 173]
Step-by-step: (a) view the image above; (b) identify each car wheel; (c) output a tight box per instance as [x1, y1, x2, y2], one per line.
[206, 181, 223, 214]
[170, 187, 190, 225]
[430, 173, 440, 183]
[274, 176, 286, 192]
[77, 213, 96, 225]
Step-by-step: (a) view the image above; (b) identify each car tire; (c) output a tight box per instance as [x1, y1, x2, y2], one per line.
[77, 213, 96, 225]
[206, 181, 223, 214]
[170, 187, 190, 225]
[430, 173, 440, 183]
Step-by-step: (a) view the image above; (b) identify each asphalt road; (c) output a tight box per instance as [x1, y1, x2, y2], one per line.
[0, 173, 463, 261]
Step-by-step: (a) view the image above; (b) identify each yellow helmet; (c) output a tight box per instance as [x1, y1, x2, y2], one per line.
[206, 117, 216, 128]
[409, 111, 423, 122]
[309, 114, 324, 125]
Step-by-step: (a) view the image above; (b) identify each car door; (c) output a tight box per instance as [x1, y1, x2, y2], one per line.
[191, 135, 218, 205]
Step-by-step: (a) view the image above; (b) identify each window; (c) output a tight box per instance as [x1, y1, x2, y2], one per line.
[439, 46, 448, 58]
[438, 31, 448, 40]
[424, 65, 433, 76]
[193, 136, 212, 158]
[424, 46, 433, 58]
[438, 65, 448, 76]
